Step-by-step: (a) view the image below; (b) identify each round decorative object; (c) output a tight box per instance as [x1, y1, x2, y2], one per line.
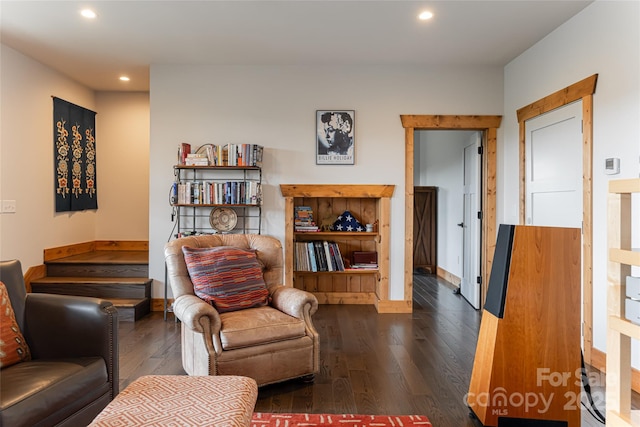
[209, 207, 237, 233]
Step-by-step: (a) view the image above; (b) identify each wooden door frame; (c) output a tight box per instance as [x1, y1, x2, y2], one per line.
[401, 115, 502, 310]
[516, 74, 598, 365]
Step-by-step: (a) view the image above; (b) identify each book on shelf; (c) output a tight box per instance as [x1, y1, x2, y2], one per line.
[178, 142, 191, 165]
[195, 144, 264, 167]
[293, 240, 346, 272]
[175, 180, 261, 205]
[312, 241, 326, 271]
[349, 263, 378, 270]
[307, 242, 318, 272]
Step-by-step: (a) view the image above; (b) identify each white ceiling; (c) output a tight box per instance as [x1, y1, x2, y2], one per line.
[0, 0, 593, 92]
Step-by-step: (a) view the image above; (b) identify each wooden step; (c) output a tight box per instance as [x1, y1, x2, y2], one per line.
[30, 277, 151, 299]
[34, 242, 152, 322]
[110, 298, 151, 322]
[45, 250, 149, 278]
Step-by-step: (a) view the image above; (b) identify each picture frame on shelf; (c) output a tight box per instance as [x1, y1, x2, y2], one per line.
[316, 110, 355, 165]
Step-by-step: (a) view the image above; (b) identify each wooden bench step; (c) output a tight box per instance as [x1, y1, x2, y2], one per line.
[31, 277, 151, 299]
[45, 250, 149, 278]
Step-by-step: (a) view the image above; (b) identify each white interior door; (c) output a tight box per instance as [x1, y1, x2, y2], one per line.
[461, 135, 481, 309]
[525, 101, 583, 228]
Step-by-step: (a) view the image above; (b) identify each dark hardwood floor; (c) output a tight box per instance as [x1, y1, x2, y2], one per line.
[118, 274, 630, 426]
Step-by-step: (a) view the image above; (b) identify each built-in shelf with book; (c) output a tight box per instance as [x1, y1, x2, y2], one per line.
[280, 184, 394, 312]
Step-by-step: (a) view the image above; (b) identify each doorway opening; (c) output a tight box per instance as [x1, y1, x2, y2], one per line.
[400, 115, 502, 311]
[413, 129, 483, 309]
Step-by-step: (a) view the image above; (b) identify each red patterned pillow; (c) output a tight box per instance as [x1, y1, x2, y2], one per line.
[182, 246, 269, 313]
[0, 281, 31, 368]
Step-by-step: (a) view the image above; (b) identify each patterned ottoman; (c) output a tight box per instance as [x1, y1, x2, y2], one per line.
[89, 375, 258, 427]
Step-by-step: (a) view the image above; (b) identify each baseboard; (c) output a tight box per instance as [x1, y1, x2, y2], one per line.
[590, 346, 640, 393]
[44, 240, 148, 261]
[375, 299, 412, 313]
[436, 266, 462, 287]
[151, 298, 172, 312]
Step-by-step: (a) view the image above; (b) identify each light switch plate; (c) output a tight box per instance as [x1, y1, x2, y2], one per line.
[1, 200, 16, 213]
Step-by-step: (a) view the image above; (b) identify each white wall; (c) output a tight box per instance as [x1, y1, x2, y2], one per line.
[0, 44, 151, 268]
[0, 44, 96, 268]
[94, 92, 150, 240]
[503, 0, 640, 365]
[150, 65, 503, 301]
[415, 130, 479, 280]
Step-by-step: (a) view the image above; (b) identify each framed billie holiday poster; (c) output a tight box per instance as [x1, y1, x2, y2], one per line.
[316, 110, 355, 165]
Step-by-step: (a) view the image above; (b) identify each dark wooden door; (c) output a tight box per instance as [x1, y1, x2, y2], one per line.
[413, 186, 437, 274]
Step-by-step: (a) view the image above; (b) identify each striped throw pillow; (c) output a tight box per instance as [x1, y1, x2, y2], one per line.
[182, 246, 269, 313]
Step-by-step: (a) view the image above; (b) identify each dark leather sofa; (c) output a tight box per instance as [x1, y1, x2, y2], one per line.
[0, 260, 119, 427]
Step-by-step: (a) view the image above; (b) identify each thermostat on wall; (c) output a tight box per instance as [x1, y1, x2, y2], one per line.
[605, 157, 620, 175]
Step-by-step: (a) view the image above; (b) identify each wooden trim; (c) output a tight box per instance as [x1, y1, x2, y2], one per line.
[401, 115, 501, 309]
[44, 240, 148, 262]
[516, 74, 598, 122]
[436, 266, 461, 287]
[401, 115, 502, 129]
[375, 299, 412, 314]
[23, 265, 46, 293]
[44, 241, 97, 262]
[95, 240, 149, 251]
[483, 128, 497, 307]
[517, 75, 597, 366]
[283, 196, 295, 287]
[518, 121, 526, 225]
[582, 95, 594, 364]
[591, 347, 640, 393]
[311, 291, 376, 305]
[404, 127, 415, 305]
[280, 184, 395, 198]
[378, 196, 391, 303]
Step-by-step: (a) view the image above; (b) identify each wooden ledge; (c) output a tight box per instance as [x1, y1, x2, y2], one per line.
[280, 184, 395, 198]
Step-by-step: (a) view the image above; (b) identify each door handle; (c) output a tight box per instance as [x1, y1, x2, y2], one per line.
[457, 222, 464, 228]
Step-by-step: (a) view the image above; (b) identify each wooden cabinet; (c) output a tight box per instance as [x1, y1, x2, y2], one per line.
[172, 165, 262, 236]
[280, 184, 394, 311]
[606, 178, 640, 427]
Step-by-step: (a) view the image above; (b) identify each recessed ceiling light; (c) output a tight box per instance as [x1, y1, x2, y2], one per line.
[418, 10, 434, 21]
[119, 76, 130, 82]
[80, 9, 97, 19]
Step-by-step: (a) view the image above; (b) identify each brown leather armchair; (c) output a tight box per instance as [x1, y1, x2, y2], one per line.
[164, 234, 320, 386]
[0, 259, 119, 427]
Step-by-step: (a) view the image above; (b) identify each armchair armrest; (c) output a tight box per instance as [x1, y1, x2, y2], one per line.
[172, 294, 221, 335]
[270, 287, 318, 320]
[23, 293, 119, 396]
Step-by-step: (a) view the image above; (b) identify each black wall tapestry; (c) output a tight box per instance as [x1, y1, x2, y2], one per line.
[53, 97, 98, 212]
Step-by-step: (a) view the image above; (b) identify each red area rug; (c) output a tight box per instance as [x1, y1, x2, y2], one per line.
[251, 413, 432, 426]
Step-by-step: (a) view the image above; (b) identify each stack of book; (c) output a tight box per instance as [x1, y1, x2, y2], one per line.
[349, 251, 378, 269]
[184, 153, 209, 166]
[295, 241, 345, 272]
[294, 206, 318, 232]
